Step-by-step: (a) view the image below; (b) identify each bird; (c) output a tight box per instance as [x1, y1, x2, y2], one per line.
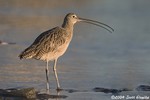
[19, 13, 114, 91]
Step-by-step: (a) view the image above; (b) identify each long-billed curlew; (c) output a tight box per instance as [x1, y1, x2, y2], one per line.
[19, 13, 114, 91]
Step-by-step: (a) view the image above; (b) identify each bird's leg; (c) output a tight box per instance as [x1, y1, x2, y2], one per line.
[53, 59, 61, 90]
[45, 60, 50, 92]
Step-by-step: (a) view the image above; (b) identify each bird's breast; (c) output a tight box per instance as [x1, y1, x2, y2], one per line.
[41, 35, 73, 61]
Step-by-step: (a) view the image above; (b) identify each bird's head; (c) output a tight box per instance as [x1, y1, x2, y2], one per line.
[64, 13, 78, 24]
[63, 13, 114, 33]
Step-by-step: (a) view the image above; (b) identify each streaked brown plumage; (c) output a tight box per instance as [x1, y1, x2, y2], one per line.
[19, 13, 114, 92]
[19, 27, 72, 61]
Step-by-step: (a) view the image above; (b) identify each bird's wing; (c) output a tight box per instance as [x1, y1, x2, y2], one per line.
[19, 27, 67, 59]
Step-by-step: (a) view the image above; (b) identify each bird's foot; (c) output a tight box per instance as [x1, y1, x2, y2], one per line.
[56, 87, 63, 92]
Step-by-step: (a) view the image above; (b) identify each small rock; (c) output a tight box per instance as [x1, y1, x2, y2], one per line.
[0, 87, 36, 99]
[0, 40, 15, 45]
[93, 87, 130, 94]
[136, 85, 150, 91]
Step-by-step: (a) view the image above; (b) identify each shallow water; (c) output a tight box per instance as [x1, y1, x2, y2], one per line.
[0, 0, 150, 99]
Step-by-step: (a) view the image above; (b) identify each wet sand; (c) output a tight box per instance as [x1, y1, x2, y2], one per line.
[1, 85, 150, 99]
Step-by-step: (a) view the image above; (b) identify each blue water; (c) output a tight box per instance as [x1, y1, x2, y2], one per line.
[0, 0, 150, 99]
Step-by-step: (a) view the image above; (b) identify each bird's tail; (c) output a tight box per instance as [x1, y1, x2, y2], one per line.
[19, 47, 36, 59]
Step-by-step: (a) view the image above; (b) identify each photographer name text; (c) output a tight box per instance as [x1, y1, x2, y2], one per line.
[111, 95, 149, 100]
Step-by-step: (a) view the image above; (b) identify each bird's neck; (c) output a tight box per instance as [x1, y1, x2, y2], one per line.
[62, 21, 74, 33]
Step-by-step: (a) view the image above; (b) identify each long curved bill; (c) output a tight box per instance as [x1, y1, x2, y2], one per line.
[78, 17, 114, 33]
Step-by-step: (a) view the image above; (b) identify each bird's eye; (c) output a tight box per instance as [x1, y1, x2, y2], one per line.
[72, 15, 76, 18]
